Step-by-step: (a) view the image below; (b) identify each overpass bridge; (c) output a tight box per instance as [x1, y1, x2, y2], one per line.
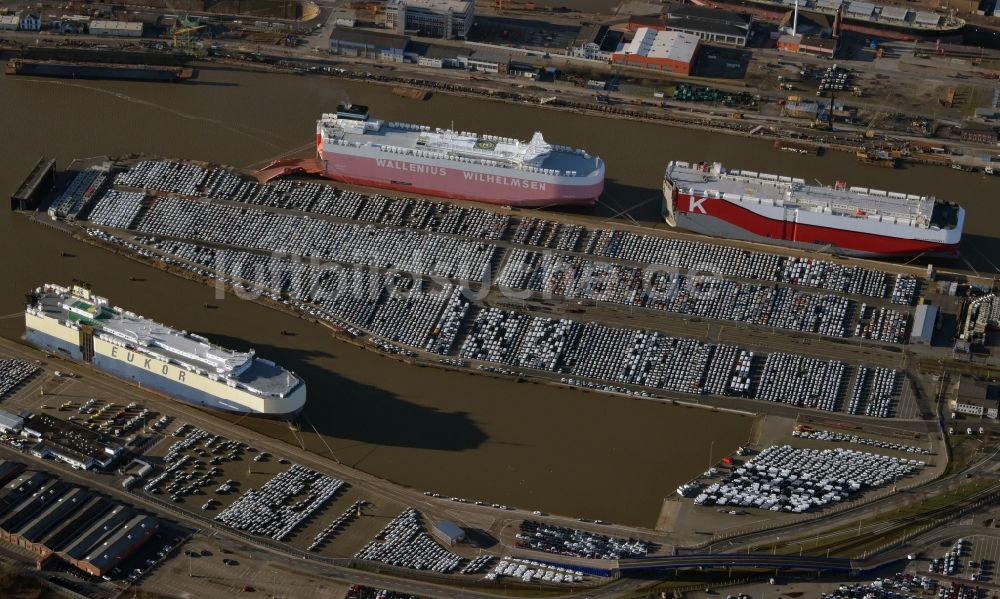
[618, 554, 856, 573]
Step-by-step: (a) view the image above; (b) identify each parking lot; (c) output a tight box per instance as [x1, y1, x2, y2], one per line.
[141, 426, 405, 558]
[931, 535, 1000, 584]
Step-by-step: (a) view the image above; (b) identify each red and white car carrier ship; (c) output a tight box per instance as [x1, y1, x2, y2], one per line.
[259, 104, 605, 207]
[663, 161, 964, 258]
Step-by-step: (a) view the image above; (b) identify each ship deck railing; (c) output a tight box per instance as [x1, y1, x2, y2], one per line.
[326, 137, 584, 178]
[676, 184, 931, 227]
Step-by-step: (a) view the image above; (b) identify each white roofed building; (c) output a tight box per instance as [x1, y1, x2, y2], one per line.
[88, 20, 142, 37]
[611, 28, 699, 75]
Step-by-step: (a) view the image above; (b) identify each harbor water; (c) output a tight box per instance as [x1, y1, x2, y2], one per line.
[0, 66, 995, 525]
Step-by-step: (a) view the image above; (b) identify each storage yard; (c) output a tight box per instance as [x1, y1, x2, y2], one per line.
[54, 158, 941, 423]
[690, 445, 925, 512]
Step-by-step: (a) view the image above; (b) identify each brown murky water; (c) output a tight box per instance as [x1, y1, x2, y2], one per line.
[0, 66, 994, 525]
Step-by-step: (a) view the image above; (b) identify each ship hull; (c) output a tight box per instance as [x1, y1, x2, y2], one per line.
[6, 60, 190, 82]
[318, 147, 604, 208]
[24, 319, 304, 419]
[663, 183, 959, 258]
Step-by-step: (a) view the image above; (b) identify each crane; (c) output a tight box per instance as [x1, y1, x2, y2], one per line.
[864, 110, 885, 139]
[172, 24, 206, 50]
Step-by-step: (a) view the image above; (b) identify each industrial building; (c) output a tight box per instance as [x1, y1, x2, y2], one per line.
[328, 27, 410, 60]
[22, 413, 123, 471]
[74, 514, 158, 576]
[0, 461, 25, 487]
[10, 157, 56, 212]
[0, 14, 18, 30]
[385, 0, 474, 40]
[414, 43, 471, 68]
[664, 5, 753, 47]
[777, 33, 838, 58]
[952, 376, 1000, 419]
[88, 20, 143, 37]
[0, 409, 23, 435]
[570, 24, 624, 61]
[611, 28, 699, 75]
[466, 49, 511, 74]
[0, 465, 161, 576]
[910, 304, 938, 344]
[431, 519, 465, 546]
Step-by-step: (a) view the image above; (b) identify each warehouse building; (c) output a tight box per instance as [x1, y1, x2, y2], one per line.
[13, 487, 93, 556]
[0, 472, 51, 519]
[612, 28, 699, 75]
[953, 376, 1000, 419]
[0, 462, 159, 576]
[414, 43, 471, 68]
[329, 27, 409, 61]
[431, 519, 465, 546]
[74, 514, 159, 577]
[385, 0, 474, 40]
[910, 304, 938, 345]
[0, 461, 25, 487]
[777, 33, 838, 58]
[88, 20, 143, 37]
[466, 49, 510, 74]
[0, 409, 23, 434]
[22, 413, 123, 471]
[664, 5, 753, 47]
[0, 479, 73, 544]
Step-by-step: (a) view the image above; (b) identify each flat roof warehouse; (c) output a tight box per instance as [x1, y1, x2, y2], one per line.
[23, 413, 123, 470]
[0, 462, 160, 576]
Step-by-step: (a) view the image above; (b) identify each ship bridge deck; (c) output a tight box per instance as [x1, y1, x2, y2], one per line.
[666, 161, 959, 229]
[324, 121, 602, 177]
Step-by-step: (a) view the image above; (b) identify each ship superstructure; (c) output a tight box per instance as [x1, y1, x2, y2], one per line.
[663, 161, 964, 258]
[314, 104, 605, 206]
[24, 283, 305, 417]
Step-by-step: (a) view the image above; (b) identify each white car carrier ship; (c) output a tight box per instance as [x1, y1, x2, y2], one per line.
[24, 283, 306, 418]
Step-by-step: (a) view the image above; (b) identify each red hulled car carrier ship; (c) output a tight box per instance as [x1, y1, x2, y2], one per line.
[663, 161, 964, 258]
